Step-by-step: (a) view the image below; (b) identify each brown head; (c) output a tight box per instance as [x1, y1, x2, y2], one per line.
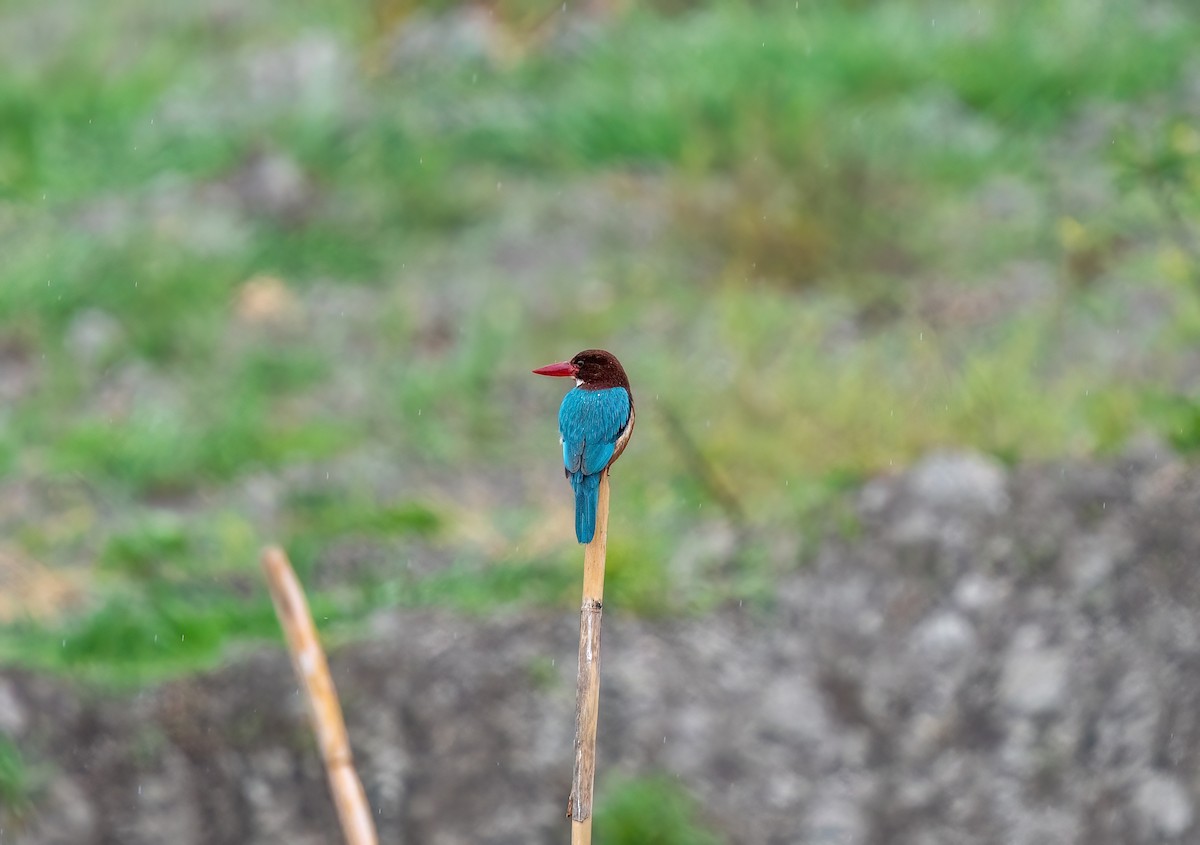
[532, 349, 632, 393]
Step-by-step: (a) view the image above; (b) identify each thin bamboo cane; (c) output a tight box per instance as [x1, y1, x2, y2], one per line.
[261, 546, 379, 845]
[569, 471, 612, 845]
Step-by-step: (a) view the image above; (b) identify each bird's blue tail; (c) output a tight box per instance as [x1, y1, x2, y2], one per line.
[570, 471, 601, 544]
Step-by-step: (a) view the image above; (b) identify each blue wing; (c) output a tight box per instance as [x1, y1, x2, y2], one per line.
[559, 387, 631, 477]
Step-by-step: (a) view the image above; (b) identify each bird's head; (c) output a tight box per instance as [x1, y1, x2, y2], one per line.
[533, 349, 631, 391]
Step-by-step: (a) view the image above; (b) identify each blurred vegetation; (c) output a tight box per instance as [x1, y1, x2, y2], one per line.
[1, 0, 1199, 683]
[596, 774, 724, 845]
[0, 735, 36, 825]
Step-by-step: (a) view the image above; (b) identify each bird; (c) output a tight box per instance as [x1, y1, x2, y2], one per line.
[533, 349, 635, 544]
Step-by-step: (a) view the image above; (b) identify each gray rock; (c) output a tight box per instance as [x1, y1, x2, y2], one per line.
[1063, 534, 1119, 594]
[953, 572, 1010, 612]
[126, 751, 201, 845]
[1134, 774, 1194, 838]
[8, 454, 1200, 845]
[758, 674, 828, 742]
[230, 149, 312, 223]
[0, 677, 26, 735]
[1000, 632, 1069, 717]
[386, 8, 501, 68]
[857, 477, 894, 515]
[669, 521, 738, 582]
[144, 176, 250, 256]
[0, 341, 37, 405]
[805, 787, 869, 845]
[242, 34, 351, 116]
[907, 450, 1009, 516]
[911, 610, 975, 666]
[65, 309, 123, 368]
[22, 777, 96, 844]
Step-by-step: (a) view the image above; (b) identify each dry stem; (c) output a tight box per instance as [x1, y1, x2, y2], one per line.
[570, 471, 611, 845]
[261, 546, 378, 845]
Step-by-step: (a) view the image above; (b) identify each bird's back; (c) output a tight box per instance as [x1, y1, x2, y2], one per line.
[559, 387, 632, 477]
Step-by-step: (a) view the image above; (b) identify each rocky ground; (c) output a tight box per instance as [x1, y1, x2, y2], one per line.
[5, 447, 1200, 845]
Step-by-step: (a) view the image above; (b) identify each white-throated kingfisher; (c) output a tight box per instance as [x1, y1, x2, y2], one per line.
[533, 349, 635, 544]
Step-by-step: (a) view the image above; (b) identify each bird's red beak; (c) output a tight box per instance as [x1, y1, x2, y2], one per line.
[532, 361, 578, 378]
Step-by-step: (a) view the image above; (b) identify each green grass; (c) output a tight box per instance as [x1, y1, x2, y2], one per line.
[1, 0, 1199, 683]
[49, 407, 358, 495]
[0, 736, 36, 824]
[0, 556, 578, 686]
[596, 774, 724, 845]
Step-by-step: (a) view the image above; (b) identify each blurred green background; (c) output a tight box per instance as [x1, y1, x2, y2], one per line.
[2, 0, 1200, 744]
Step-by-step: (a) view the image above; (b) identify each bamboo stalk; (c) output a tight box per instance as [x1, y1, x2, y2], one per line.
[570, 471, 612, 845]
[261, 546, 379, 845]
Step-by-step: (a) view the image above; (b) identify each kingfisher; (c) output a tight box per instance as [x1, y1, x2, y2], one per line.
[533, 349, 635, 544]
